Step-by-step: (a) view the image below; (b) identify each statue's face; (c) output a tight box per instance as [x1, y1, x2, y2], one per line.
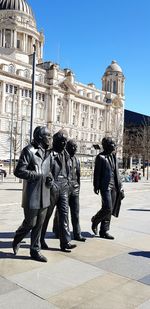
[102, 138, 116, 154]
[66, 142, 77, 157]
[53, 136, 67, 153]
[33, 126, 50, 149]
[41, 128, 51, 149]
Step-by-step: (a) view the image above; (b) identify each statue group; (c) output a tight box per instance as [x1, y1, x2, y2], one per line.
[12, 126, 124, 262]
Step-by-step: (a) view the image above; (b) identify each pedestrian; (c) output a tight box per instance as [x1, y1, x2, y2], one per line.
[41, 130, 77, 252]
[12, 126, 51, 262]
[91, 137, 124, 239]
[53, 139, 86, 242]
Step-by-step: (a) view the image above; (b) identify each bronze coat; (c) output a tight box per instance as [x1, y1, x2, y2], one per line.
[93, 152, 123, 217]
[14, 144, 51, 209]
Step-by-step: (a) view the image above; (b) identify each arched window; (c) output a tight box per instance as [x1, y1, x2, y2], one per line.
[107, 81, 110, 92]
[113, 81, 117, 94]
[24, 69, 30, 79]
[8, 64, 15, 74]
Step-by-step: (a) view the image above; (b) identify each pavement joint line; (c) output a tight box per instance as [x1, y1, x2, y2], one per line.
[0, 203, 20, 206]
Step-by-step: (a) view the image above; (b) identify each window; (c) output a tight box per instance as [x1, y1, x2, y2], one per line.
[42, 94, 45, 102]
[8, 64, 15, 74]
[9, 85, 13, 94]
[113, 81, 117, 94]
[24, 69, 30, 79]
[25, 89, 28, 97]
[17, 40, 20, 49]
[6, 84, 9, 93]
[107, 81, 110, 92]
[91, 119, 94, 129]
[14, 86, 17, 94]
[82, 117, 85, 127]
[73, 115, 75, 125]
[56, 115, 60, 123]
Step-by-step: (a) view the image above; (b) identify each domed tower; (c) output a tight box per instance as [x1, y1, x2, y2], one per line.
[102, 60, 125, 96]
[0, 0, 44, 63]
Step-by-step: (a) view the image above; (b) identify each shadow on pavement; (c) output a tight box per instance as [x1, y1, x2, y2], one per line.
[128, 208, 150, 211]
[0, 251, 31, 260]
[129, 251, 150, 258]
[0, 188, 22, 191]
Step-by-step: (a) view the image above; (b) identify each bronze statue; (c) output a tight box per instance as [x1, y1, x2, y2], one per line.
[41, 130, 77, 252]
[53, 139, 86, 242]
[12, 126, 51, 262]
[91, 137, 124, 239]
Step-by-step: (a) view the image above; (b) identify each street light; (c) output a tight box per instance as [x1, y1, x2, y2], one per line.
[30, 44, 36, 142]
[9, 96, 14, 174]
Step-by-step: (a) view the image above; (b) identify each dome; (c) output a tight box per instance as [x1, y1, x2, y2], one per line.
[105, 60, 122, 73]
[0, 0, 33, 17]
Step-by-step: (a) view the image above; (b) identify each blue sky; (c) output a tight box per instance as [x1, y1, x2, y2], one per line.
[28, 0, 150, 115]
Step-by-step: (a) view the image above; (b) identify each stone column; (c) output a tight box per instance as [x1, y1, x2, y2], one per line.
[96, 108, 99, 130]
[106, 106, 111, 132]
[78, 103, 82, 128]
[23, 33, 26, 52]
[11, 30, 13, 48]
[18, 87, 22, 117]
[3, 29, 5, 47]
[50, 93, 57, 123]
[0, 30, 2, 47]
[14, 30, 17, 48]
[1, 82, 6, 114]
[68, 98, 73, 125]
[87, 106, 91, 129]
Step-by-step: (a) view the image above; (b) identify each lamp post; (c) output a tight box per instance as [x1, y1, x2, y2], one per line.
[9, 97, 14, 174]
[30, 44, 36, 142]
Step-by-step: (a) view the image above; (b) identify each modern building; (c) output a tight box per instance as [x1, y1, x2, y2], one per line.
[123, 109, 150, 169]
[0, 0, 125, 165]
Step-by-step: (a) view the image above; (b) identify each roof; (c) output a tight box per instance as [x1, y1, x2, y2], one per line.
[0, 0, 33, 17]
[124, 109, 150, 126]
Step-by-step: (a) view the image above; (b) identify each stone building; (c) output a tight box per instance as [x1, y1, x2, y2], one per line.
[0, 0, 125, 164]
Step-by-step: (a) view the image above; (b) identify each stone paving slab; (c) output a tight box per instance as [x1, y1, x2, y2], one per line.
[7, 258, 105, 299]
[0, 179, 150, 308]
[138, 299, 150, 309]
[0, 289, 58, 309]
[93, 251, 150, 281]
[0, 276, 19, 295]
[48, 274, 150, 309]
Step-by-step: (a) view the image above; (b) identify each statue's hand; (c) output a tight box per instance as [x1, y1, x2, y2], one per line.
[94, 188, 99, 195]
[46, 175, 53, 188]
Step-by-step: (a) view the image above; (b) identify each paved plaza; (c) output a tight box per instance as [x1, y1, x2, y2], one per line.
[0, 176, 150, 309]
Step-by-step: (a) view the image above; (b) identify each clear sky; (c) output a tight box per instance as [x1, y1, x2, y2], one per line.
[28, 0, 150, 115]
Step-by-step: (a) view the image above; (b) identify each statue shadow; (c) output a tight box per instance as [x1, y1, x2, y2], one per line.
[0, 188, 22, 191]
[128, 209, 150, 211]
[45, 231, 94, 239]
[80, 231, 94, 238]
[129, 251, 150, 258]
[0, 251, 31, 260]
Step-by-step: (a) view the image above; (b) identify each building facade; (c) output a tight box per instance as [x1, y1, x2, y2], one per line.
[0, 0, 125, 163]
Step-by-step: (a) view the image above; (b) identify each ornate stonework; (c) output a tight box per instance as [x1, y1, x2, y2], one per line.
[0, 0, 125, 163]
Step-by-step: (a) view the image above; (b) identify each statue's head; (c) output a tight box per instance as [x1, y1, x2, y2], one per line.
[53, 129, 68, 153]
[66, 139, 77, 157]
[102, 137, 116, 154]
[33, 126, 50, 149]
